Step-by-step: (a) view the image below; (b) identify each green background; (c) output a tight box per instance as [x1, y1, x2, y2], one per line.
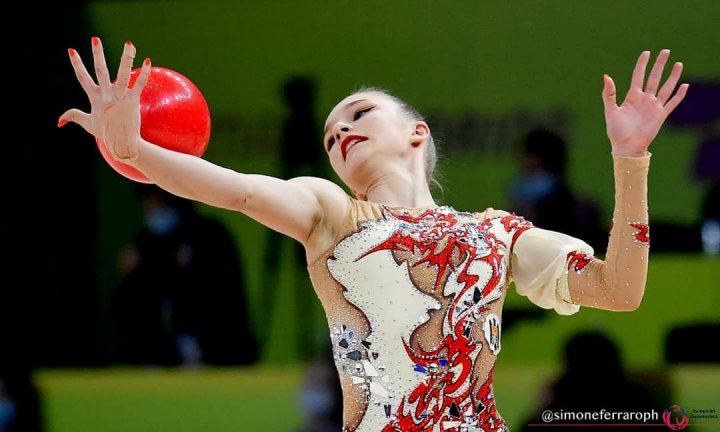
[36, 364, 720, 431]
[87, 0, 719, 363]
[45, 1, 720, 431]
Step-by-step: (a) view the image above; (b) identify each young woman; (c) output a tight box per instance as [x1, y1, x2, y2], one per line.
[60, 37, 687, 431]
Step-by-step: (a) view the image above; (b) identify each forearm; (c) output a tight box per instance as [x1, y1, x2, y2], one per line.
[566, 152, 651, 311]
[128, 139, 248, 210]
[124, 139, 337, 244]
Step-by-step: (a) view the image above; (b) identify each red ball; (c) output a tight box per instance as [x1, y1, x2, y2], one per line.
[96, 67, 211, 183]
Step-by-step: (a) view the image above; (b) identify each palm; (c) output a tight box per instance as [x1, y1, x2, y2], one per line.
[59, 38, 152, 161]
[602, 50, 688, 156]
[91, 87, 142, 160]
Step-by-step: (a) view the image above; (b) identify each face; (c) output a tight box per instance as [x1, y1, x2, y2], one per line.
[323, 92, 424, 193]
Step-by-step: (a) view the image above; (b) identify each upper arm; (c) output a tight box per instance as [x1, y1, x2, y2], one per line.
[511, 226, 592, 315]
[129, 144, 347, 245]
[229, 174, 349, 246]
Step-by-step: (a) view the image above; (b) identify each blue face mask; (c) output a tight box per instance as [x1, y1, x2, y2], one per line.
[299, 386, 335, 419]
[145, 206, 180, 235]
[0, 397, 17, 427]
[512, 172, 558, 200]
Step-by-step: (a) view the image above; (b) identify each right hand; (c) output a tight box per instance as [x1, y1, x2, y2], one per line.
[59, 37, 152, 162]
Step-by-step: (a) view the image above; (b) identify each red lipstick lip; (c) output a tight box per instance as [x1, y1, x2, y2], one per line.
[341, 135, 368, 161]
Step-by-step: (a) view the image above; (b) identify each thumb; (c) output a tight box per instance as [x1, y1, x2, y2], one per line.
[58, 108, 92, 134]
[602, 74, 617, 112]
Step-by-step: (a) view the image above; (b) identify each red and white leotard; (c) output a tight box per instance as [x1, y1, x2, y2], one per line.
[307, 153, 650, 431]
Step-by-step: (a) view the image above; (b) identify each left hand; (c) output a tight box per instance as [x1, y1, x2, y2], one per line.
[602, 49, 688, 156]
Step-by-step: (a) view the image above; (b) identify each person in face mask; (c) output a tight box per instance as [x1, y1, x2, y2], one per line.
[113, 186, 257, 367]
[144, 201, 181, 236]
[296, 348, 343, 432]
[0, 365, 44, 432]
[0, 380, 17, 431]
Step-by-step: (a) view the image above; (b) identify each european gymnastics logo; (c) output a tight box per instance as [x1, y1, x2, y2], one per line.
[662, 405, 689, 431]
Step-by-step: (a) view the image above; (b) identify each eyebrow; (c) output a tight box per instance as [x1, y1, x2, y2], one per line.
[323, 99, 368, 135]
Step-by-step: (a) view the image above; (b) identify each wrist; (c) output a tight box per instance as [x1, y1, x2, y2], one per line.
[119, 137, 147, 167]
[612, 151, 651, 175]
[611, 148, 650, 158]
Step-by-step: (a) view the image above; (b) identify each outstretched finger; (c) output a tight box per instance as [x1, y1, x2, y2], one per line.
[129, 58, 152, 100]
[663, 83, 689, 114]
[629, 51, 651, 92]
[657, 62, 683, 104]
[644, 49, 670, 95]
[68, 48, 98, 96]
[115, 41, 136, 99]
[602, 74, 617, 112]
[91, 36, 112, 89]
[58, 108, 92, 134]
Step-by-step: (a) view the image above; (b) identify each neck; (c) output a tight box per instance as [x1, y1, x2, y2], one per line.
[363, 171, 436, 209]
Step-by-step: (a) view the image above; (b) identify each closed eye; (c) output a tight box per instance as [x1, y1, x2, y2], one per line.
[353, 107, 373, 121]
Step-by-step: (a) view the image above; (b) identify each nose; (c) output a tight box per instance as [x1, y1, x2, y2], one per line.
[331, 122, 351, 141]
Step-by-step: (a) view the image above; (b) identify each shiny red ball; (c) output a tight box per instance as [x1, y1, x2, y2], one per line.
[96, 67, 211, 183]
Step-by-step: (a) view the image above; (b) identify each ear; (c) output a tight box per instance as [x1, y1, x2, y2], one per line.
[410, 121, 430, 148]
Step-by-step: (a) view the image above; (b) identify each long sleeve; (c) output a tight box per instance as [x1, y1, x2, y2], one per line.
[566, 152, 651, 311]
[510, 152, 651, 314]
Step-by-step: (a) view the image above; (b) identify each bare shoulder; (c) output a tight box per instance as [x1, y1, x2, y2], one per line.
[287, 177, 350, 263]
[288, 176, 344, 195]
[475, 207, 512, 220]
[288, 176, 350, 231]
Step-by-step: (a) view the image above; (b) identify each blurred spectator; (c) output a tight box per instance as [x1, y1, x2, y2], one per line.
[0, 364, 43, 432]
[697, 137, 720, 255]
[114, 186, 257, 367]
[665, 323, 720, 363]
[700, 180, 720, 255]
[261, 76, 327, 360]
[522, 331, 671, 431]
[654, 80, 720, 253]
[296, 348, 343, 432]
[508, 128, 606, 251]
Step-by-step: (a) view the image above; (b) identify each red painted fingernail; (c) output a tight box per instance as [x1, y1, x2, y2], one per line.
[125, 40, 133, 47]
[143, 58, 151, 66]
[92, 36, 100, 46]
[68, 48, 76, 57]
[57, 119, 68, 128]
